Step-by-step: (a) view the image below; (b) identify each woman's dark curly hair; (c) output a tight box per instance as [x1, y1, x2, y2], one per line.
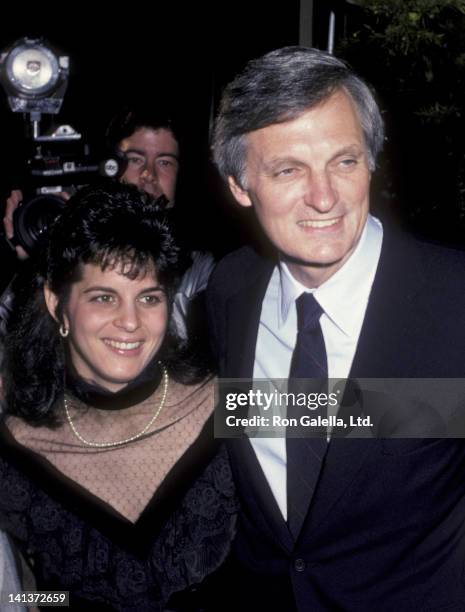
[2, 181, 209, 426]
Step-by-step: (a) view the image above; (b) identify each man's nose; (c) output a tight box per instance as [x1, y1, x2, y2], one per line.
[113, 302, 140, 331]
[141, 164, 158, 183]
[304, 170, 338, 212]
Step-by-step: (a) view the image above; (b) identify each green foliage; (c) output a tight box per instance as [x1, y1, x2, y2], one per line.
[340, 0, 465, 121]
[338, 0, 465, 242]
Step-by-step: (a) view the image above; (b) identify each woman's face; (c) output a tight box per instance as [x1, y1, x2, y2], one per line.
[46, 262, 169, 392]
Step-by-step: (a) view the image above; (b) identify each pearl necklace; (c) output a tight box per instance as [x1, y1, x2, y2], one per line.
[64, 366, 169, 448]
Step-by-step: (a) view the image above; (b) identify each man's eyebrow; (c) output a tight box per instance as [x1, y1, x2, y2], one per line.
[260, 156, 302, 171]
[123, 148, 146, 157]
[155, 152, 179, 161]
[332, 145, 365, 157]
[123, 148, 179, 161]
[261, 146, 365, 169]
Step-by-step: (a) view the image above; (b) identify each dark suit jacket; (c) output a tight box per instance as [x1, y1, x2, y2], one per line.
[206, 229, 465, 612]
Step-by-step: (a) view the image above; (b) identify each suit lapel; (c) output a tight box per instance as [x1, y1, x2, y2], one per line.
[224, 255, 274, 378]
[349, 229, 425, 379]
[223, 255, 295, 546]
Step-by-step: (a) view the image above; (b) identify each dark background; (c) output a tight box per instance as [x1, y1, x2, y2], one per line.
[0, 4, 301, 289]
[0, 5, 301, 187]
[2, 1, 465, 292]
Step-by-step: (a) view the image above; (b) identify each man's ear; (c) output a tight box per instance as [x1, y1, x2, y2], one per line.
[43, 285, 60, 323]
[228, 176, 253, 208]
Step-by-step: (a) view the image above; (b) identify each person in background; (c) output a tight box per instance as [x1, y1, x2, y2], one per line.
[106, 104, 215, 341]
[0, 182, 236, 611]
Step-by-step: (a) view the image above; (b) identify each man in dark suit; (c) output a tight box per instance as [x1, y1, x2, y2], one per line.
[207, 46, 465, 611]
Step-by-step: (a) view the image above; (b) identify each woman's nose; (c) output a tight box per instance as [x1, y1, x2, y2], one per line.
[113, 302, 140, 331]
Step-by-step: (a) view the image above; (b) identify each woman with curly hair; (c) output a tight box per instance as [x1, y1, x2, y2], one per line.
[0, 182, 236, 611]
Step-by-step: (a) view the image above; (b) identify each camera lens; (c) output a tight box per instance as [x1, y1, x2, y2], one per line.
[12, 194, 67, 255]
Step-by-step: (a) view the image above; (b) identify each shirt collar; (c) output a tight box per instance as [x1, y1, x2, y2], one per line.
[279, 214, 383, 337]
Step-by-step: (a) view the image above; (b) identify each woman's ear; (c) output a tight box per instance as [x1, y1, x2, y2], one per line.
[43, 285, 60, 323]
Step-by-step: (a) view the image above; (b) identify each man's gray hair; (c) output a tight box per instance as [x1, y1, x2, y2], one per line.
[212, 46, 384, 187]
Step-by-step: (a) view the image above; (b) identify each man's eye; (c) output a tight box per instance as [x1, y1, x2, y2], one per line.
[339, 158, 357, 168]
[158, 159, 177, 170]
[127, 157, 145, 167]
[275, 167, 296, 177]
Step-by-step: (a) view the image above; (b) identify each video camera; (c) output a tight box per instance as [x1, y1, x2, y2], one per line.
[0, 37, 124, 255]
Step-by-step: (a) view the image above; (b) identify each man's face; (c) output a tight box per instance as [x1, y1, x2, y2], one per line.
[229, 90, 371, 288]
[119, 127, 179, 204]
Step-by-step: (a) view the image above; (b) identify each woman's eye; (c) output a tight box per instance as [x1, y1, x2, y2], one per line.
[139, 294, 162, 305]
[91, 295, 115, 304]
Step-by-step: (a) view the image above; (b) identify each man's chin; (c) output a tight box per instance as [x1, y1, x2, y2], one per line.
[281, 252, 346, 287]
[281, 251, 344, 270]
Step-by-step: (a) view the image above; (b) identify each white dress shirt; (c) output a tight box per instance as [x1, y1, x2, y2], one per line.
[251, 214, 383, 518]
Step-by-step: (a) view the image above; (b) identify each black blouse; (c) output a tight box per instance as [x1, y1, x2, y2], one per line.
[0, 416, 238, 611]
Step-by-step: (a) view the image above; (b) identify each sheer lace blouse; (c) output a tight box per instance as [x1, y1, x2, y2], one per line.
[6, 378, 214, 523]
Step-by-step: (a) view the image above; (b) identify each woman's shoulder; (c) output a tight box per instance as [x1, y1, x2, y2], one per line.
[4, 415, 62, 451]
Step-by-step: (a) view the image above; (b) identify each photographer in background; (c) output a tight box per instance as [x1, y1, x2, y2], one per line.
[2, 103, 215, 341]
[106, 104, 215, 340]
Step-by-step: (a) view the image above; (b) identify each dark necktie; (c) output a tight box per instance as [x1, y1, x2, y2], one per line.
[287, 293, 328, 539]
